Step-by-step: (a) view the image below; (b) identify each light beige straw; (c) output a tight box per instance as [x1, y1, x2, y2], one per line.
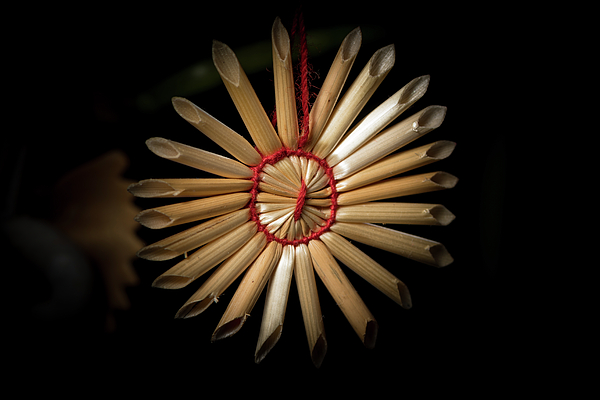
[171, 97, 262, 166]
[255, 244, 295, 363]
[212, 40, 282, 156]
[310, 44, 396, 158]
[152, 221, 257, 289]
[333, 105, 447, 180]
[330, 222, 453, 267]
[212, 242, 283, 341]
[326, 75, 430, 167]
[134, 192, 251, 229]
[335, 141, 456, 192]
[146, 137, 254, 179]
[307, 27, 362, 149]
[174, 232, 267, 319]
[272, 17, 299, 149]
[320, 231, 411, 308]
[128, 178, 253, 198]
[294, 243, 327, 367]
[137, 208, 250, 261]
[308, 239, 378, 348]
[335, 203, 455, 226]
[336, 171, 458, 206]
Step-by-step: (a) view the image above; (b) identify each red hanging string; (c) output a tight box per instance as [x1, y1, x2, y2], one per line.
[290, 8, 311, 149]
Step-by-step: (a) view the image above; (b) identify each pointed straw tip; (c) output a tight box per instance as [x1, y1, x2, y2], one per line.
[369, 44, 395, 76]
[417, 105, 447, 130]
[429, 244, 453, 267]
[136, 245, 179, 261]
[146, 137, 179, 159]
[341, 27, 362, 61]
[134, 209, 174, 229]
[255, 325, 283, 364]
[364, 320, 378, 349]
[174, 297, 215, 319]
[172, 97, 201, 124]
[311, 334, 328, 368]
[212, 40, 240, 86]
[152, 274, 194, 290]
[212, 316, 246, 342]
[398, 75, 431, 105]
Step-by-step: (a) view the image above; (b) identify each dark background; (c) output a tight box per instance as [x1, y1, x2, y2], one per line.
[4, 2, 540, 394]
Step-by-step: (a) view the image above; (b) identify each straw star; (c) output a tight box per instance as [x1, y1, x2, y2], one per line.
[129, 16, 456, 367]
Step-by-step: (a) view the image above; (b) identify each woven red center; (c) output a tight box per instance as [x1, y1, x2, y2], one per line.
[249, 148, 338, 246]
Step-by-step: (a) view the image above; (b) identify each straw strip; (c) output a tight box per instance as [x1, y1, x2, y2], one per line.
[320, 231, 411, 308]
[152, 221, 257, 289]
[333, 105, 447, 180]
[335, 203, 455, 226]
[336, 171, 458, 206]
[174, 232, 267, 319]
[135, 192, 251, 229]
[308, 239, 377, 348]
[255, 244, 295, 363]
[212, 40, 282, 156]
[307, 27, 362, 150]
[146, 137, 253, 179]
[272, 17, 299, 149]
[171, 97, 262, 166]
[128, 178, 253, 198]
[326, 75, 430, 167]
[212, 242, 283, 341]
[310, 44, 396, 158]
[330, 222, 453, 267]
[335, 141, 456, 192]
[294, 243, 327, 367]
[137, 208, 250, 261]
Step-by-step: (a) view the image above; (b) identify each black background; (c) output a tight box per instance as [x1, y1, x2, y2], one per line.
[4, 2, 540, 395]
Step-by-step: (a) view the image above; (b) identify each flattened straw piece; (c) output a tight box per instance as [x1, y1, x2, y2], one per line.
[326, 75, 430, 167]
[272, 17, 299, 149]
[306, 27, 362, 150]
[320, 231, 411, 308]
[333, 105, 447, 180]
[255, 202, 295, 213]
[128, 178, 253, 198]
[294, 243, 327, 368]
[135, 192, 251, 229]
[171, 97, 262, 166]
[137, 208, 250, 261]
[152, 221, 257, 289]
[146, 137, 253, 179]
[335, 203, 456, 226]
[273, 157, 302, 187]
[259, 206, 295, 225]
[265, 209, 294, 234]
[263, 163, 299, 189]
[330, 222, 453, 267]
[175, 232, 267, 319]
[258, 182, 298, 197]
[260, 172, 298, 194]
[307, 187, 332, 199]
[304, 198, 332, 207]
[336, 171, 458, 206]
[336, 141, 456, 192]
[212, 242, 283, 341]
[256, 245, 295, 363]
[308, 240, 377, 348]
[256, 193, 297, 203]
[311, 44, 396, 158]
[212, 40, 282, 156]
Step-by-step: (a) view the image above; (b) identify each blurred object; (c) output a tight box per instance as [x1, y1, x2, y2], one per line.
[52, 150, 143, 331]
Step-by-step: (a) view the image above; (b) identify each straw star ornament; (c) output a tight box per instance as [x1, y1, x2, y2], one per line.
[129, 16, 457, 367]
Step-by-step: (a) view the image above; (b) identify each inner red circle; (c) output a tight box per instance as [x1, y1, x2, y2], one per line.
[249, 148, 338, 246]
